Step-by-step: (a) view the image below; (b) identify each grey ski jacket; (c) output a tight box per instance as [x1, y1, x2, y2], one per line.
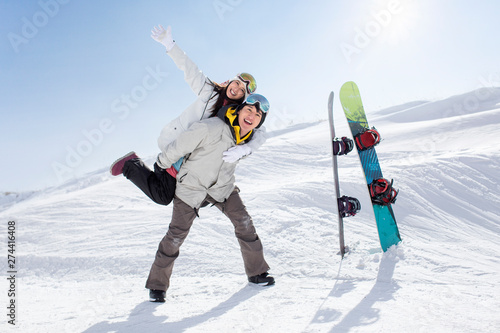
[157, 114, 240, 209]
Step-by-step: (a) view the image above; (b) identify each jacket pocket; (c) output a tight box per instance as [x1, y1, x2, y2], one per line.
[178, 173, 187, 183]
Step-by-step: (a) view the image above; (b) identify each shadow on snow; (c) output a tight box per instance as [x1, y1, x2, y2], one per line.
[308, 252, 399, 332]
[83, 284, 264, 332]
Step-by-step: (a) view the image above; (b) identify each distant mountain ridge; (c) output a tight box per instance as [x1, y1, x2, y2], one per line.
[373, 87, 500, 122]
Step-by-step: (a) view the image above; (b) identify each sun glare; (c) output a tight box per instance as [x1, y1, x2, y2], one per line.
[381, 0, 421, 44]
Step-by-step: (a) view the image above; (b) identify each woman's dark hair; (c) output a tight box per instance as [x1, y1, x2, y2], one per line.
[208, 81, 245, 117]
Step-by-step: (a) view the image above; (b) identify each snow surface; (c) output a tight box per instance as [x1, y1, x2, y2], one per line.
[1, 88, 500, 332]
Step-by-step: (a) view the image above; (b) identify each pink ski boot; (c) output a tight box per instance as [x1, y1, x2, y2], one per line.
[110, 151, 139, 176]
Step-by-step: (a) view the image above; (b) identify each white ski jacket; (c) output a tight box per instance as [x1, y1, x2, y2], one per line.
[157, 44, 266, 157]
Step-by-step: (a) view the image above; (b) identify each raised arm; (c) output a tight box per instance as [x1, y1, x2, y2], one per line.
[151, 25, 208, 96]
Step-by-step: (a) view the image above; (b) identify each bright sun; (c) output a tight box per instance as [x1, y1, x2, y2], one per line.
[381, 0, 421, 44]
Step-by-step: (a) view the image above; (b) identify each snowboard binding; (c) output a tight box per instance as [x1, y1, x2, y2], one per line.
[354, 127, 381, 151]
[333, 137, 354, 156]
[369, 178, 398, 206]
[338, 195, 361, 217]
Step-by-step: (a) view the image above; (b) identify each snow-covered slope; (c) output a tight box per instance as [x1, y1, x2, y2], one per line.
[1, 89, 500, 332]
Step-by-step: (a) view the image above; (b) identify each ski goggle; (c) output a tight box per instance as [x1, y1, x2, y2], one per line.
[237, 73, 257, 94]
[246, 94, 270, 113]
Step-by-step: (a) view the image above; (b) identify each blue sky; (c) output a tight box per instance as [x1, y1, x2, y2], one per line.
[1, 0, 500, 192]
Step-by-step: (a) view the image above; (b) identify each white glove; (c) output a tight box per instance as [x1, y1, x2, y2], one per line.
[223, 145, 252, 163]
[151, 25, 175, 52]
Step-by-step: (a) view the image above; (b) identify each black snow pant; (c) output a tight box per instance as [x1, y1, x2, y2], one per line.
[122, 158, 176, 206]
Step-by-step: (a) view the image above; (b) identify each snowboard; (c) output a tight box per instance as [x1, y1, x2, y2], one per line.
[339, 81, 401, 251]
[328, 92, 348, 258]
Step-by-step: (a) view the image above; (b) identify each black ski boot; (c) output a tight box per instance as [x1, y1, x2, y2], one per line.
[149, 289, 166, 303]
[248, 272, 275, 286]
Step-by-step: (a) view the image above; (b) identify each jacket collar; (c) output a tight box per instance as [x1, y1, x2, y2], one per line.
[216, 105, 254, 144]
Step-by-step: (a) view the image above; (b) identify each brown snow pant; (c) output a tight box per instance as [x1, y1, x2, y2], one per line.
[145, 187, 270, 292]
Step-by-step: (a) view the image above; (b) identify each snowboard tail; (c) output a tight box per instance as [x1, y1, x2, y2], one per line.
[374, 205, 401, 251]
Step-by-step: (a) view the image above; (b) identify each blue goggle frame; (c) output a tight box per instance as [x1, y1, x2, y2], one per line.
[246, 94, 269, 113]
